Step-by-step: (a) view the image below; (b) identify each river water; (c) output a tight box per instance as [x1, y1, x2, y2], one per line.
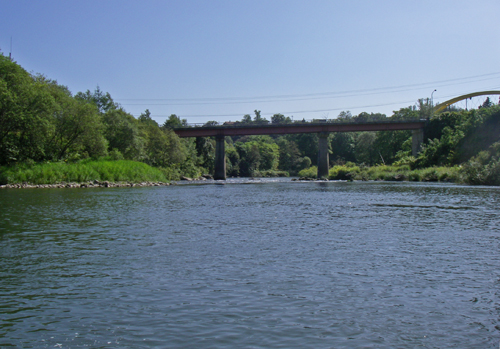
[1, 179, 499, 348]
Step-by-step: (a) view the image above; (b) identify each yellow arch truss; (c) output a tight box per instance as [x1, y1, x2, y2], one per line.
[433, 91, 500, 113]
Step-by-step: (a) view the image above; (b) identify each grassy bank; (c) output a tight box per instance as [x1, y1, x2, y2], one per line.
[0, 159, 170, 185]
[298, 164, 463, 183]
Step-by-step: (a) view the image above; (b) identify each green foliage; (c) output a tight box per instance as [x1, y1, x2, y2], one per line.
[102, 109, 144, 160]
[298, 166, 317, 178]
[3, 53, 500, 185]
[234, 136, 279, 176]
[461, 142, 500, 185]
[0, 159, 167, 185]
[75, 86, 119, 114]
[162, 114, 187, 129]
[330, 132, 356, 163]
[355, 132, 378, 165]
[328, 164, 361, 180]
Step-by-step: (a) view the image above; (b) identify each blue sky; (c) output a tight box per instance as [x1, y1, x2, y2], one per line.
[2, 0, 499, 124]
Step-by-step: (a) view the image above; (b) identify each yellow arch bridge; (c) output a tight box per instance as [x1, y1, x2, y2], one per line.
[433, 91, 500, 113]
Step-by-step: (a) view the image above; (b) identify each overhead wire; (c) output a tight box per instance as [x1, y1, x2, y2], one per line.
[122, 72, 500, 118]
[118, 72, 500, 106]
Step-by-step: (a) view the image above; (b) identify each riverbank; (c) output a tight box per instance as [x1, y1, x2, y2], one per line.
[0, 159, 172, 186]
[298, 164, 463, 183]
[0, 159, 496, 187]
[0, 180, 171, 189]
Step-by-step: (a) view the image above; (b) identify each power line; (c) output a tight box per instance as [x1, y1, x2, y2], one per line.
[119, 72, 500, 106]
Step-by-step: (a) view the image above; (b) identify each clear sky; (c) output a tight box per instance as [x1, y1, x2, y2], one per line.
[2, 0, 499, 124]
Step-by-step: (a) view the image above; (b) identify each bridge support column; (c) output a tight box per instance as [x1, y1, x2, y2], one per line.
[412, 128, 424, 156]
[214, 135, 226, 180]
[317, 132, 329, 179]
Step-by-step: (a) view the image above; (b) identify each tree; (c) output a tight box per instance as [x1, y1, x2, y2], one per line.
[102, 109, 144, 160]
[195, 136, 215, 172]
[271, 113, 291, 124]
[416, 98, 433, 119]
[373, 130, 411, 165]
[481, 97, 493, 109]
[138, 109, 158, 127]
[75, 86, 119, 114]
[0, 55, 57, 164]
[48, 85, 107, 160]
[330, 132, 355, 163]
[355, 132, 378, 165]
[337, 111, 352, 122]
[253, 110, 269, 124]
[162, 114, 187, 129]
[276, 137, 303, 174]
[140, 125, 186, 167]
[241, 114, 252, 124]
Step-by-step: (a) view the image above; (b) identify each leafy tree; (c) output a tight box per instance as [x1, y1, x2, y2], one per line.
[354, 112, 386, 122]
[271, 113, 291, 124]
[195, 136, 215, 172]
[480, 97, 493, 109]
[162, 114, 187, 129]
[289, 133, 319, 165]
[49, 86, 107, 160]
[330, 132, 356, 163]
[241, 114, 252, 124]
[416, 98, 433, 119]
[226, 140, 240, 176]
[253, 110, 269, 124]
[75, 86, 119, 114]
[355, 132, 378, 165]
[0, 55, 57, 164]
[102, 109, 144, 160]
[237, 142, 261, 176]
[336, 110, 352, 122]
[276, 137, 308, 174]
[138, 109, 158, 127]
[373, 130, 411, 165]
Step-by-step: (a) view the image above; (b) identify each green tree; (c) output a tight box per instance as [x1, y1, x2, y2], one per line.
[138, 109, 158, 127]
[102, 109, 144, 160]
[75, 86, 119, 114]
[271, 113, 291, 124]
[241, 114, 252, 124]
[162, 114, 187, 129]
[330, 132, 355, 163]
[253, 110, 269, 124]
[0, 55, 57, 164]
[355, 132, 378, 165]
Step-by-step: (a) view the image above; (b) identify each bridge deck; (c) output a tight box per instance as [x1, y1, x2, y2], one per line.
[173, 120, 427, 138]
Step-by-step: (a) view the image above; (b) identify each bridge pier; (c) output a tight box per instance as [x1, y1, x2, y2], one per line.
[214, 135, 226, 180]
[412, 128, 424, 156]
[317, 132, 329, 179]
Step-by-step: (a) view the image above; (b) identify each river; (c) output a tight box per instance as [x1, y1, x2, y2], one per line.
[1, 179, 499, 348]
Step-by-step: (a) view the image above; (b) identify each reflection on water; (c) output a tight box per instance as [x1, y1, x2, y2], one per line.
[1, 180, 499, 348]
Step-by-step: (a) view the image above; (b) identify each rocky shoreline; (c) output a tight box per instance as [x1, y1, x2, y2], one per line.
[0, 180, 172, 189]
[0, 174, 216, 189]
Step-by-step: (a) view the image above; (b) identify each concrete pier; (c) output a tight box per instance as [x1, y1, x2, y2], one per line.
[412, 128, 424, 156]
[317, 132, 330, 179]
[214, 135, 226, 180]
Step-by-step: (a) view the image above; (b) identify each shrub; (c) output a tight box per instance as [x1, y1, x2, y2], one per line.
[298, 166, 317, 178]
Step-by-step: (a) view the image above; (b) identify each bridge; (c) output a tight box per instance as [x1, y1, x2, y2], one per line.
[174, 120, 426, 180]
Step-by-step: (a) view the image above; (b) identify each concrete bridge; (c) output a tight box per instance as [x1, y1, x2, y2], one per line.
[174, 120, 426, 180]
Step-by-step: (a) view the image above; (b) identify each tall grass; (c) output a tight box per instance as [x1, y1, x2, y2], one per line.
[0, 160, 169, 185]
[296, 163, 462, 183]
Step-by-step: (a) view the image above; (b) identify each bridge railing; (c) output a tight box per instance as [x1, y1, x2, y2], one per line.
[175, 118, 427, 129]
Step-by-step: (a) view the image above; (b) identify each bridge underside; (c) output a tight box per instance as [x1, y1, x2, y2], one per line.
[174, 121, 426, 180]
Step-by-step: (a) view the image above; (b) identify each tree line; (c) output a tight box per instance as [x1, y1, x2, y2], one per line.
[1, 52, 499, 184]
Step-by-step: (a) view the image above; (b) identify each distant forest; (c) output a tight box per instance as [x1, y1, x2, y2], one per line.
[1, 52, 500, 185]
